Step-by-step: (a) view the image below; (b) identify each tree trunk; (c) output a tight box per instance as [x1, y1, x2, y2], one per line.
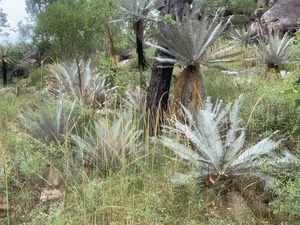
[171, 65, 205, 118]
[145, 0, 193, 135]
[2, 59, 7, 87]
[134, 20, 147, 71]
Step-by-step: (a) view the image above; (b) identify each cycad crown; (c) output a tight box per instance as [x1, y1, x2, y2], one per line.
[19, 96, 77, 145]
[71, 115, 142, 171]
[114, 0, 157, 23]
[158, 95, 298, 188]
[258, 32, 295, 68]
[146, 5, 235, 67]
[50, 59, 114, 106]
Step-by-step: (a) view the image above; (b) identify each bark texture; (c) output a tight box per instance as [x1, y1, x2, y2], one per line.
[2, 59, 7, 87]
[145, 0, 193, 135]
[171, 65, 205, 118]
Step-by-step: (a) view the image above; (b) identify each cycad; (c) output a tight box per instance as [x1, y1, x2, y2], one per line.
[113, 0, 157, 87]
[158, 95, 298, 188]
[19, 96, 77, 145]
[50, 59, 114, 107]
[147, 5, 238, 116]
[229, 27, 257, 46]
[71, 115, 142, 171]
[258, 32, 295, 73]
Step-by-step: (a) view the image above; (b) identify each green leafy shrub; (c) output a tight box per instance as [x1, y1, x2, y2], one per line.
[271, 171, 300, 224]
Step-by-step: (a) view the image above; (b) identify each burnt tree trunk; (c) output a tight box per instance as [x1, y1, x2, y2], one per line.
[134, 20, 147, 71]
[2, 59, 7, 87]
[145, 0, 193, 135]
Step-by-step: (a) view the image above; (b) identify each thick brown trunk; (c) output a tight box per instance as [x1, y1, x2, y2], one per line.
[145, 0, 193, 135]
[171, 65, 205, 118]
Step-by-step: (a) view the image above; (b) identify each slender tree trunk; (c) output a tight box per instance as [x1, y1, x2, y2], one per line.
[2, 59, 7, 87]
[134, 20, 147, 71]
[145, 0, 193, 135]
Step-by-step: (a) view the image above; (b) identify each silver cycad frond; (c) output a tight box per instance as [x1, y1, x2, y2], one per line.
[258, 32, 295, 67]
[158, 95, 298, 188]
[71, 114, 142, 171]
[50, 59, 115, 107]
[19, 95, 77, 145]
[113, 0, 157, 23]
[229, 27, 257, 45]
[146, 5, 237, 67]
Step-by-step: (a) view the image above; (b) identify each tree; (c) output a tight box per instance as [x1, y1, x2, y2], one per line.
[148, 6, 235, 117]
[113, 0, 158, 88]
[25, 0, 56, 15]
[0, 1, 8, 36]
[145, 0, 192, 135]
[33, 0, 113, 58]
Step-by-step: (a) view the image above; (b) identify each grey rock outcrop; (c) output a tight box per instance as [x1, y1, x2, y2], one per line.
[7, 48, 41, 80]
[260, 0, 300, 37]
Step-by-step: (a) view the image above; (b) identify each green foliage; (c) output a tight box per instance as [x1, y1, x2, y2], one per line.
[195, 0, 256, 15]
[281, 86, 300, 108]
[33, 0, 119, 58]
[295, 29, 300, 45]
[271, 171, 300, 224]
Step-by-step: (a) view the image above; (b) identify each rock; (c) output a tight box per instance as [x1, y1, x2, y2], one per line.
[40, 187, 62, 202]
[43, 166, 60, 188]
[19, 84, 36, 93]
[0, 87, 16, 97]
[119, 49, 135, 62]
[117, 59, 130, 68]
[7, 48, 42, 80]
[260, 0, 300, 38]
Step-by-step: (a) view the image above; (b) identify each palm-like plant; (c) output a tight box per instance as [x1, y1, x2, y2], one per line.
[71, 115, 142, 171]
[157, 95, 298, 188]
[258, 32, 295, 73]
[113, 0, 157, 87]
[19, 96, 77, 145]
[229, 27, 257, 46]
[147, 5, 239, 116]
[49, 59, 115, 107]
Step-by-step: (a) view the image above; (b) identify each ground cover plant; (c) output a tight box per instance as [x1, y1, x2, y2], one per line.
[0, 1, 300, 224]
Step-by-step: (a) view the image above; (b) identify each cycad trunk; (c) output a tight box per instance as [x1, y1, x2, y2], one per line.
[146, 0, 192, 135]
[171, 65, 205, 117]
[134, 20, 147, 71]
[2, 59, 7, 87]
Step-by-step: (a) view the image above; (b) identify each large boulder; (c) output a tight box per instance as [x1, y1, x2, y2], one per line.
[7, 48, 41, 80]
[260, 0, 300, 37]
